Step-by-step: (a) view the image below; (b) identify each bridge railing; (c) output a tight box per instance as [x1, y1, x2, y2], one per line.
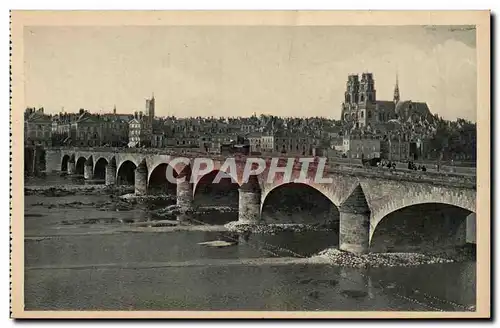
[326, 163, 476, 188]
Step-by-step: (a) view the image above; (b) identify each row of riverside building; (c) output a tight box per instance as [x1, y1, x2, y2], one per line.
[24, 73, 476, 162]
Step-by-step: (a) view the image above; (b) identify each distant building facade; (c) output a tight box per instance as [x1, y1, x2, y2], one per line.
[128, 114, 152, 147]
[260, 133, 275, 153]
[342, 134, 381, 159]
[246, 132, 263, 153]
[380, 137, 411, 161]
[24, 108, 52, 146]
[273, 131, 316, 156]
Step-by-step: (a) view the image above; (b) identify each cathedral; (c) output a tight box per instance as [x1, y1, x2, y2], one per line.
[340, 73, 432, 130]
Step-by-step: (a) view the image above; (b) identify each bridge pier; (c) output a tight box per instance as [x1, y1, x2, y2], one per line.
[339, 185, 371, 254]
[24, 147, 35, 176]
[25, 146, 45, 176]
[176, 178, 193, 222]
[176, 179, 193, 208]
[105, 162, 116, 186]
[84, 157, 93, 180]
[238, 179, 261, 224]
[443, 212, 467, 247]
[135, 160, 148, 195]
[67, 158, 75, 175]
[45, 149, 61, 173]
[466, 213, 476, 244]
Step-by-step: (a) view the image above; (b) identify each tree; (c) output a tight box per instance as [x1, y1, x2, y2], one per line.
[429, 122, 449, 160]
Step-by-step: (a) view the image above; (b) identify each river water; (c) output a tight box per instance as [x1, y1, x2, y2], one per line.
[24, 175, 476, 312]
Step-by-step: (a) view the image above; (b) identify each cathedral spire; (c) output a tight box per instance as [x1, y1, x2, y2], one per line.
[393, 72, 400, 104]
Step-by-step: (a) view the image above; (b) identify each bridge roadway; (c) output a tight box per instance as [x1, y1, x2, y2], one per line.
[43, 147, 476, 254]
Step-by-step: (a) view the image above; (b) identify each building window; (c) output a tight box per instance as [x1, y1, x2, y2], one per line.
[367, 111, 372, 119]
[361, 111, 364, 118]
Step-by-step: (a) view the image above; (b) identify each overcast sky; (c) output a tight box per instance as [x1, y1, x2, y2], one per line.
[24, 25, 477, 121]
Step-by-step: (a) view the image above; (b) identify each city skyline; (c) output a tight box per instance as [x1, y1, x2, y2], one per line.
[24, 25, 477, 121]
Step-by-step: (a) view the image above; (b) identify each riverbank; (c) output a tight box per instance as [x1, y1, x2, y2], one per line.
[310, 248, 451, 268]
[25, 185, 476, 268]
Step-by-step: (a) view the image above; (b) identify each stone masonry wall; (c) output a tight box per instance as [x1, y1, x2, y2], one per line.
[339, 212, 371, 254]
[238, 189, 261, 224]
[45, 149, 62, 173]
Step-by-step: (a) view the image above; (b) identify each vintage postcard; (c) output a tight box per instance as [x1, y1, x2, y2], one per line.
[10, 11, 490, 319]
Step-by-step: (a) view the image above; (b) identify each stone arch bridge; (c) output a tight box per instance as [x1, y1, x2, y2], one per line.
[46, 148, 476, 254]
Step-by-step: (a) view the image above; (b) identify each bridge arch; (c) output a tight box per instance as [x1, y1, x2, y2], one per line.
[370, 202, 474, 252]
[261, 181, 340, 211]
[85, 155, 94, 168]
[147, 162, 178, 194]
[261, 182, 340, 226]
[370, 187, 476, 242]
[75, 156, 87, 175]
[93, 157, 109, 180]
[193, 170, 240, 206]
[116, 155, 140, 172]
[117, 160, 137, 185]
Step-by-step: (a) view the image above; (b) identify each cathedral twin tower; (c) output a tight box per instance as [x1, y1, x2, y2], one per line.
[341, 73, 401, 129]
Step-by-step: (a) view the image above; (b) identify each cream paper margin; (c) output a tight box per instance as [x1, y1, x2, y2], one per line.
[10, 10, 491, 319]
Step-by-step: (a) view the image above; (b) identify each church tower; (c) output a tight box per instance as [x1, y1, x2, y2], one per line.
[341, 74, 359, 123]
[393, 73, 400, 104]
[344, 74, 359, 104]
[145, 93, 155, 121]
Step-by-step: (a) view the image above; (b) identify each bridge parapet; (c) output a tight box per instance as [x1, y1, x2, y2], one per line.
[48, 147, 476, 188]
[327, 165, 476, 189]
